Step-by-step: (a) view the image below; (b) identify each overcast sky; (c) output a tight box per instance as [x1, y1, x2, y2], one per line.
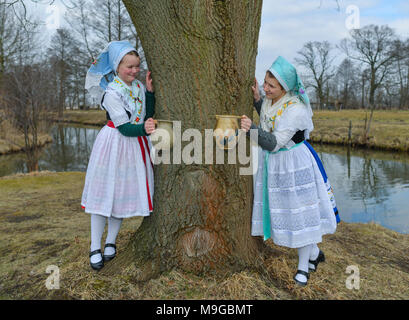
[256, 0, 409, 80]
[31, 0, 409, 82]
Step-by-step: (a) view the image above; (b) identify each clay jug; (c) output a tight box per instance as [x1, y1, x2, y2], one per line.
[213, 115, 242, 150]
[151, 120, 174, 150]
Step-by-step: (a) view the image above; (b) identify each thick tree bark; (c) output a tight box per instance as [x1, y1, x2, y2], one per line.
[106, 0, 265, 278]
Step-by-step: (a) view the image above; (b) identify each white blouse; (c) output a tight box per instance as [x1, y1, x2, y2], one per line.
[102, 80, 146, 128]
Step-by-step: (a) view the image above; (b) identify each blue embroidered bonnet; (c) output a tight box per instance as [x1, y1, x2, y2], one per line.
[85, 41, 137, 103]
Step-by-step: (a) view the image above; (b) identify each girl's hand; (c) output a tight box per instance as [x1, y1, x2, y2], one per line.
[144, 118, 155, 134]
[251, 77, 260, 102]
[146, 71, 154, 92]
[240, 115, 252, 132]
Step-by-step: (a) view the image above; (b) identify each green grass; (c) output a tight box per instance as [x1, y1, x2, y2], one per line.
[0, 171, 408, 300]
[0, 135, 52, 155]
[56, 109, 107, 127]
[253, 109, 409, 152]
[4, 108, 408, 155]
[0, 120, 52, 155]
[310, 110, 409, 152]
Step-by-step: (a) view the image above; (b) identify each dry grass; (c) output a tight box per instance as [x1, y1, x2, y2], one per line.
[253, 109, 409, 152]
[56, 110, 107, 127]
[0, 120, 52, 155]
[0, 171, 408, 300]
[3, 108, 409, 155]
[310, 109, 409, 152]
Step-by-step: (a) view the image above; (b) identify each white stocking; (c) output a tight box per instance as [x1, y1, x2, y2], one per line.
[104, 216, 123, 255]
[90, 214, 106, 263]
[295, 245, 311, 283]
[309, 243, 320, 271]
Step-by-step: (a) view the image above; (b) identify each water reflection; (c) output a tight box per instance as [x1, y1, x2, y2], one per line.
[314, 144, 409, 234]
[0, 152, 27, 177]
[0, 124, 100, 177]
[1, 126, 409, 234]
[39, 125, 99, 172]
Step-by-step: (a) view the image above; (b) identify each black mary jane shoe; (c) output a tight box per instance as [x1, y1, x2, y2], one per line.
[309, 250, 325, 272]
[89, 249, 104, 271]
[103, 243, 117, 262]
[293, 270, 310, 287]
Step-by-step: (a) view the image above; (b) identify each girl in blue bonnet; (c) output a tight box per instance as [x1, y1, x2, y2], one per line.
[241, 56, 339, 286]
[82, 41, 156, 271]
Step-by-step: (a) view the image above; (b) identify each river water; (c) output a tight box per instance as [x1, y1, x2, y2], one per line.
[1, 124, 409, 234]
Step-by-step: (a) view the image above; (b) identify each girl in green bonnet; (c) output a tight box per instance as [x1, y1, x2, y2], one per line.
[241, 56, 339, 286]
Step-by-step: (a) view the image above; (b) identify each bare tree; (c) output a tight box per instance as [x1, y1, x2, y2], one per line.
[0, 0, 52, 171]
[64, 0, 97, 61]
[2, 64, 54, 171]
[295, 41, 334, 110]
[392, 38, 409, 109]
[340, 25, 397, 107]
[64, 0, 143, 108]
[48, 28, 83, 116]
[340, 25, 398, 140]
[96, 0, 266, 279]
[86, 0, 137, 48]
[0, 1, 21, 84]
[336, 58, 355, 109]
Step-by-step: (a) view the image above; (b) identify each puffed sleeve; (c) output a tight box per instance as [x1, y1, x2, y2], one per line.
[273, 103, 313, 151]
[102, 90, 130, 127]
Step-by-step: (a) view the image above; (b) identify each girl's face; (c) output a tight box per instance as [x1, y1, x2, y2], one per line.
[117, 54, 141, 86]
[263, 74, 286, 102]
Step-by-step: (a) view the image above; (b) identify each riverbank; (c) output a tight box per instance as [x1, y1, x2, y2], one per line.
[0, 120, 53, 155]
[0, 171, 408, 300]
[0, 110, 105, 156]
[2, 109, 409, 155]
[62, 109, 409, 153]
[310, 109, 409, 152]
[55, 109, 107, 127]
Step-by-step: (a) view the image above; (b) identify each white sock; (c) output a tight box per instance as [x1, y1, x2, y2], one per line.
[295, 245, 311, 283]
[104, 216, 123, 256]
[309, 244, 320, 271]
[90, 214, 106, 263]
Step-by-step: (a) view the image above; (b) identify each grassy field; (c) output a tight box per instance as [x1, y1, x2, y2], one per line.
[3, 108, 409, 155]
[56, 109, 107, 127]
[64, 108, 409, 152]
[309, 109, 409, 152]
[0, 171, 408, 300]
[253, 109, 409, 152]
[0, 110, 104, 155]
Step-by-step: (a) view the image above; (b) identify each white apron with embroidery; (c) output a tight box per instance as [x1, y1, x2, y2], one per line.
[251, 93, 336, 248]
[81, 77, 154, 218]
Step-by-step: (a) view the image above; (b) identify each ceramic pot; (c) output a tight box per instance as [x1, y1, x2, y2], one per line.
[150, 120, 174, 150]
[213, 115, 242, 150]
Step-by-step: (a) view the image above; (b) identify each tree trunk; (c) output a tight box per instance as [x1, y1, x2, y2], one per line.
[117, 0, 122, 40]
[318, 87, 324, 110]
[107, 0, 112, 42]
[369, 67, 376, 106]
[343, 83, 348, 110]
[105, 0, 265, 278]
[361, 74, 365, 109]
[405, 64, 409, 108]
